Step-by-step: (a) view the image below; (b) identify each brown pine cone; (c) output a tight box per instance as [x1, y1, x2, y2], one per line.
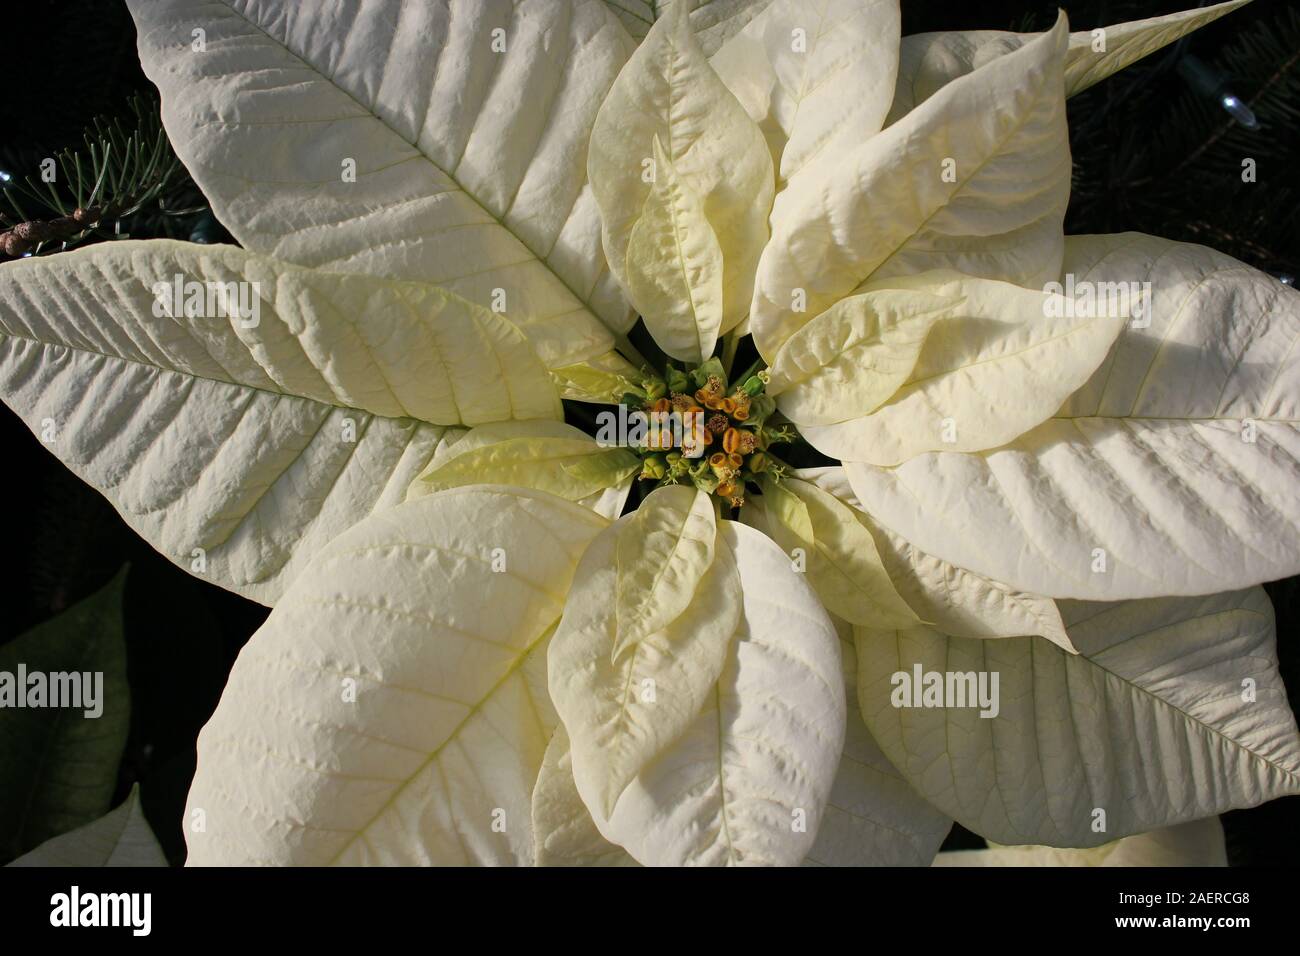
[13, 220, 60, 242]
[1, 232, 33, 257]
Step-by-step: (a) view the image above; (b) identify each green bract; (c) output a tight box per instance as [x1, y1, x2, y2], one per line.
[0, 0, 1294, 866]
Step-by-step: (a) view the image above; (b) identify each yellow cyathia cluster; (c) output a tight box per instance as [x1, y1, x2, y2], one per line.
[632, 358, 790, 510]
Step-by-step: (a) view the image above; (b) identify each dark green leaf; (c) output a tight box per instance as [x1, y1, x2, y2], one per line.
[0, 567, 130, 862]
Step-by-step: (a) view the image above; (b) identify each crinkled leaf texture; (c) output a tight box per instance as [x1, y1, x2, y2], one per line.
[848, 234, 1300, 599]
[799, 468, 1071, 651]
[550, 349, 644, 404]
[606, 0, 775, 54]
[858, 588, 1300, 848]
[613, 486, 722, 652]
[806, 622, 951, 866]
[549, 486, 740, 818]
[624, 138, 727, 362]
[589, 0, 774, 351]
[407, 421, 637, 520]
[8, 787, 167, 868]
[575, 522, 846, 866]
[774, 272, 1127, 464]
[533, 693, 922, 868]
[750, 14, 1070, 361]
[0, 240, 562, 603]
[764, 285, 952, 423]
[128, 0, 631, 342]
[887, 1, 1252, 123]
[184, 487, 608, 865]
[532, 727, 638, 866]
[711, 0, 901, 196]
[934, 817, 1227, 867]
[747, 476, 920, 629]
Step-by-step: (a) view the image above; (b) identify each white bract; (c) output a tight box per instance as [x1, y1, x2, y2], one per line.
[0, 0, 1295, 865]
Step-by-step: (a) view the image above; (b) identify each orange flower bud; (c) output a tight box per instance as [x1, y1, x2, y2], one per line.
[716, 480, 737, 498]
[722, 428, 743, 454]
[709, 452, 728, 468]
[650, 397, 671, 414]
[720, 397, 737, 415]
[671, 396, 704, 417]
[728, 452, 744, 469]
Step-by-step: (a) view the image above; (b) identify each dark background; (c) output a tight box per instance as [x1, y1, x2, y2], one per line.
[0, 0, 1296, 865]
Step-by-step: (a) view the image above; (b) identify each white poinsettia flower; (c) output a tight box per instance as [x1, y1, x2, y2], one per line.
[1, 0, 1296, 866]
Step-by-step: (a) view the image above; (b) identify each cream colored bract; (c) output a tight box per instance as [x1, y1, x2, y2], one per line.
[0, 0, 1296, 866]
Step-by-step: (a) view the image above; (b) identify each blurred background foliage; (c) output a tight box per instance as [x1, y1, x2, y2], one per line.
[0, 0, 1294, 866]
